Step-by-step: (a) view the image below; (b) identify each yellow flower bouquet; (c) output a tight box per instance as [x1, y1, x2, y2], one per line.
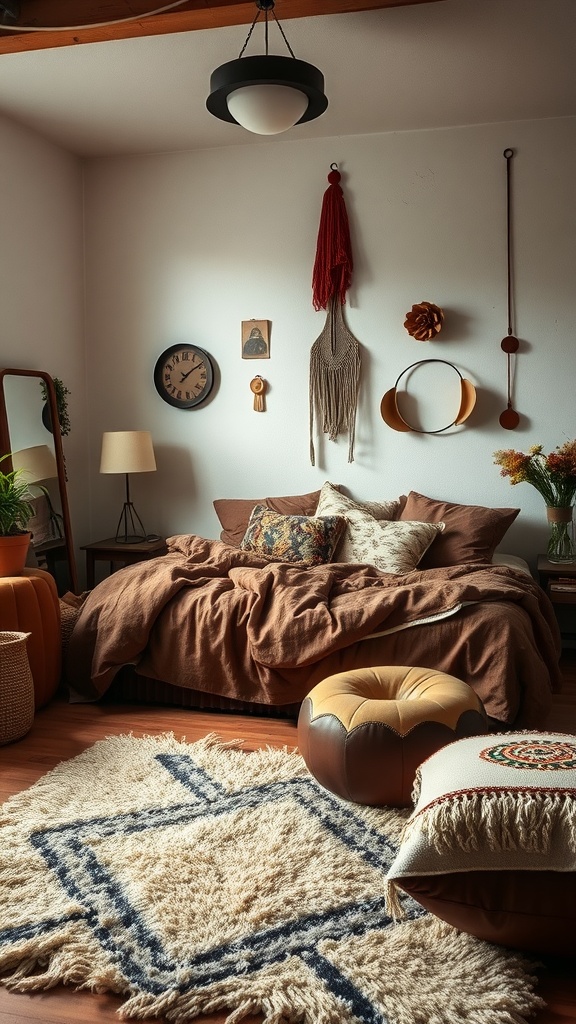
[494, 441, 576, 562]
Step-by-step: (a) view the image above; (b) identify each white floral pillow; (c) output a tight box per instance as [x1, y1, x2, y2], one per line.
[351, 519, 446, 574]
[316, 480, 444, 573]
[317, 481, 440, 571]
[316, 481, 400, 563]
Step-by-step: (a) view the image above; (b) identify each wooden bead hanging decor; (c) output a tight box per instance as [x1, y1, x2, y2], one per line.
[250, 375, 267, 411]
[499, 148, 520, 430]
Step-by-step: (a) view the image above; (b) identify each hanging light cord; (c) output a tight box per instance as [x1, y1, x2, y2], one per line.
[238, 1, 296, 59]
[0, 0, 193, 32]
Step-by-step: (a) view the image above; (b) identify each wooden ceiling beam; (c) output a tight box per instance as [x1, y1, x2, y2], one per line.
[0, 0, 443, 55]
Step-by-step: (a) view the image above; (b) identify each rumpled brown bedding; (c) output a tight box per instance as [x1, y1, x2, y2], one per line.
[66, 534, 562, 727]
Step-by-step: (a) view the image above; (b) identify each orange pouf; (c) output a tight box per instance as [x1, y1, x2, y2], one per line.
[298, 666, 488, 807]
[0, 569, 61, 709]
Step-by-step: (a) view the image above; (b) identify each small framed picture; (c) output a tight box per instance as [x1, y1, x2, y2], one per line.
[241, 319, 270, 359]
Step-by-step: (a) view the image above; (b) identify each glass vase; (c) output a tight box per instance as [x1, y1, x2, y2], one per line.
[546, 506, 575, 563]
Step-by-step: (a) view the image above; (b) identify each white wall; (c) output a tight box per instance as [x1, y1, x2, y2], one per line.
[0, 112, 89, 559]
[82, 114, 576, 570]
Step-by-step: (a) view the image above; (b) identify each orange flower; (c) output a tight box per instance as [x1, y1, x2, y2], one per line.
[494, 441, 576, 507]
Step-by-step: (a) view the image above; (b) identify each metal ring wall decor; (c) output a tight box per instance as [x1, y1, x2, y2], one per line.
[380, 359, 477, 434]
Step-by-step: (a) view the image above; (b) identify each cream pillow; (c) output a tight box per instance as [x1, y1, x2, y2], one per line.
[316, 481, 438, 571]
[348, 519, 445, 574]
[316, 481, 400, 563]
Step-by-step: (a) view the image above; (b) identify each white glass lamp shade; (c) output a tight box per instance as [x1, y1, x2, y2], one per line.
[227, 84, 309, 135]
[100, 431, 156, 475]
[11, 444, 58, 483]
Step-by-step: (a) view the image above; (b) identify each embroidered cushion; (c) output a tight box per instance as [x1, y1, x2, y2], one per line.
[214, 490, 323, 548]
[315, 481, 400, 563]
[240, 505, 347, 566]
[385, 732, 576, 954]
[399, 491, 520, 568]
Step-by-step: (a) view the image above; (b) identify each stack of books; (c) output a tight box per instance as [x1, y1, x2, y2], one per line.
[549, 577, 576, 593]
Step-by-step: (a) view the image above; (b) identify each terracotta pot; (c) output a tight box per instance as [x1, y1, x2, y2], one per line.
[0, 533, 31, 577]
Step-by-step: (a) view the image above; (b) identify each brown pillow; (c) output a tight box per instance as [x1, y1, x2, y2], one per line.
[399, 491, 519, 568]
[214, 490, 322, 547]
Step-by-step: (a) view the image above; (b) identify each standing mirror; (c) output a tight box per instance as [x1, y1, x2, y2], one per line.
[0, 368, 78, 594]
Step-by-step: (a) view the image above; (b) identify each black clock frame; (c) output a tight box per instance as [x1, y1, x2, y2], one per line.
[154, 344, 215, 409]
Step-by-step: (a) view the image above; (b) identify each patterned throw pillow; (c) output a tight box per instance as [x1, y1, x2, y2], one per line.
[340, 519, 445, 574]
[240, 505, 347, 566]
[316, 481, 401, 563]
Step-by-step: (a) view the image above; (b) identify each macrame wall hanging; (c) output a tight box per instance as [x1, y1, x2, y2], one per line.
[309, 164, 361, 465]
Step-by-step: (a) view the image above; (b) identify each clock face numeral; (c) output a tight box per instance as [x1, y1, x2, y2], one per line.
[154, 345, 215, 409]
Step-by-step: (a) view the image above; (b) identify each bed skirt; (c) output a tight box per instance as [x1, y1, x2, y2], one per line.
[107, 667, 301, 719]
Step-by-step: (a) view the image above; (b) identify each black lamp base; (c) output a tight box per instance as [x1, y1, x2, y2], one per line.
[115, 501, 147, 545]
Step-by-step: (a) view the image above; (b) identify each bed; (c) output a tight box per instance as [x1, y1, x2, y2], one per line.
[65, 485, 563, 728]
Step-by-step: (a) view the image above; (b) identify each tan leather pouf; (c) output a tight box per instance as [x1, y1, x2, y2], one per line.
[298, 666, 488, 807]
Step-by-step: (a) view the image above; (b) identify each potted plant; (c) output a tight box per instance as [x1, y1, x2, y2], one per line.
[0, 454, 35, 577]
[40, 377, 71, 436]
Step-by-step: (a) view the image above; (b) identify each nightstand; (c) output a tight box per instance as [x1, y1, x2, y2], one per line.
[537, 555, 576, 606]
[81, 536, 167, 589]
[537, 555, 576, 650]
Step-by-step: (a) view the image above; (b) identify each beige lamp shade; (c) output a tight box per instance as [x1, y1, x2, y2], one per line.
[12, 445, 58, 483]
[100, 431, 156, 475]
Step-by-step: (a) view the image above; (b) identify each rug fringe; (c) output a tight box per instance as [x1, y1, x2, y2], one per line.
[383, 877, 406, 921]
[0, 922, 126, 997]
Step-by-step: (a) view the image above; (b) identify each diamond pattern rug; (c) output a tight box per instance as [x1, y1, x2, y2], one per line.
[0, 733, 543, 1023]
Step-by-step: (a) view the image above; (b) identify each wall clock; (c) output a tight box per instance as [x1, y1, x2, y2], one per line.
[154, 344, 215, 409]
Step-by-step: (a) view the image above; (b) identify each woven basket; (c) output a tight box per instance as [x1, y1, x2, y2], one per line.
[0, 631, 35, 745]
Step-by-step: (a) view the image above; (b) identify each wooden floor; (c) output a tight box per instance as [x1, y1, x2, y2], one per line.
[0, 652, 575, 1024]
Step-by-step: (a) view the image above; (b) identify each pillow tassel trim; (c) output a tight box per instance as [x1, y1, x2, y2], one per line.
[401, 788, 576, 856]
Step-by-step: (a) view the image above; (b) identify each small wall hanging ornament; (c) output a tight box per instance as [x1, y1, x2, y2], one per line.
[380, 359, 476, 434]
[403, 301, 444, 341]
[309, 165, 361, 465]
[499, 148, 520, 430]
[250, 375, 267, 411]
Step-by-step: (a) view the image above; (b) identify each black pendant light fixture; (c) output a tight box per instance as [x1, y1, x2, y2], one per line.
[206, 0, 328, 136]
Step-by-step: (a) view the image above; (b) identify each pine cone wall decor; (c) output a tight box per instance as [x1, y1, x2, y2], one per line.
[404, 302, 444, 341]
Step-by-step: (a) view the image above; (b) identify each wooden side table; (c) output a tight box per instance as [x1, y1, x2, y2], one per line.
[81, 537, 167, 589]
[537, 555, 576, 606]
[537, 555, 576, 649]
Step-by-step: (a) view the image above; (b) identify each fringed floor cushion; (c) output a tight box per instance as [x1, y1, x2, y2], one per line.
[385, 731, 576, 954]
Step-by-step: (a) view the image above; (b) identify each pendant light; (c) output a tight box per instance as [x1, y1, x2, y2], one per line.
[206, 0, 328, 136]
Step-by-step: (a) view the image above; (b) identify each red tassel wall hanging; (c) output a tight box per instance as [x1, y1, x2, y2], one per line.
[312, 163, 353, 312]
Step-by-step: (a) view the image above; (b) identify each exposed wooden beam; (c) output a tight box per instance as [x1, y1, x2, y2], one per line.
[0, 0, 444, 55]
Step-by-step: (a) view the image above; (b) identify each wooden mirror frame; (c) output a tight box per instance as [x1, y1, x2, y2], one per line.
[0, 367, 78, 594]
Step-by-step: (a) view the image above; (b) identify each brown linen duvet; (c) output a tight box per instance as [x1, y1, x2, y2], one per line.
[65, 534, 562, 728]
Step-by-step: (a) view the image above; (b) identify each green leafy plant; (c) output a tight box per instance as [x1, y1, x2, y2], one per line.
[39, 377, 71, 436]
[0, 454, 35, 536]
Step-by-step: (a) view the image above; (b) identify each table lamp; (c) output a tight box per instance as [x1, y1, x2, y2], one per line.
[11, 444, 64, 540]
[99, 430, 157, 544]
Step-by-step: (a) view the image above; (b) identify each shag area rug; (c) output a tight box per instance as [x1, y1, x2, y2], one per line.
[0, 733, 545, 1024]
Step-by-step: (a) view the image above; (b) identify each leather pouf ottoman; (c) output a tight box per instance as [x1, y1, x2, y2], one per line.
[298, 666, 488, 807]
[0, 569, 61, 709]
